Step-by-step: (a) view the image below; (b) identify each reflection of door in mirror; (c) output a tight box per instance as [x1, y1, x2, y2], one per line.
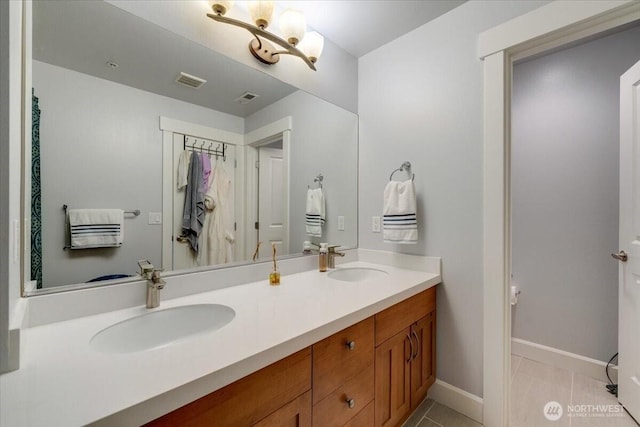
[171, 134, 236, 271]
[257, 144, 286, 259]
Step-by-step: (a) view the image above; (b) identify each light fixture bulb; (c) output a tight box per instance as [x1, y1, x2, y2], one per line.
[210, 0, 234, 15]
[299, 31, 324, 63]
[279, 9, 306, 46]
[248, 1, 274, 29]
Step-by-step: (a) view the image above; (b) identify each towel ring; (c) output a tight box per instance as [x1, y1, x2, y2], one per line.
[308, 173, 323, 189]
[390, 161, 415, 181]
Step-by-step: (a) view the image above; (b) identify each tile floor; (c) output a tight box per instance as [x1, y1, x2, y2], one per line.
[403, 356, 640, 427]
[511, 355, 639, 427]
[402, 398, 482, 427]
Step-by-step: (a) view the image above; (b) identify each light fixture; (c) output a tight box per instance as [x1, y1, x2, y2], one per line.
[207, 1, 324, 71]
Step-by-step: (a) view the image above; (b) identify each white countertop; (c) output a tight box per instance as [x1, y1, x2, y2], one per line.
[1, 251, 440, 426]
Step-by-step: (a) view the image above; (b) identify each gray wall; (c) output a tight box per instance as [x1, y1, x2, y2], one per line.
[358, 0, 550, 398]
[35, 60, 244, 287]
[511, 25, 640, 362]
[245, 90, 359, 252]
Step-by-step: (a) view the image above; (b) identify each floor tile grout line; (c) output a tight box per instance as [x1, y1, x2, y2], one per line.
[424, 398, 436, 415]
[569, 372, 574, 427]
[512, 355, 522, 379]
[424, 415, 445, 427]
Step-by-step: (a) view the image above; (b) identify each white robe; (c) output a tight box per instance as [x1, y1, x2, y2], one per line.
[198, 162, 234, 266]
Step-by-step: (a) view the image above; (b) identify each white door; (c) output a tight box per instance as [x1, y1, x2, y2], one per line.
[257, 147, 286, 259]
[171, 134, 236, 270]
[617, 59, 640, 420]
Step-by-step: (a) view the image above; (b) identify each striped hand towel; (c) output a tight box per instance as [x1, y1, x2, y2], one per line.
[383, 180, 417, 244]
[305, 188, 325, 237]
[68, 209, 124, 249]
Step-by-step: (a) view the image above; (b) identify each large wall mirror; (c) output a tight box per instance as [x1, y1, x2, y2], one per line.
[24, 0, 358, 293]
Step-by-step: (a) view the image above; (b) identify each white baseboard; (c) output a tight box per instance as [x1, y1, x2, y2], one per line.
[511, 338, 617, 383]
[427, 379, 484, 424]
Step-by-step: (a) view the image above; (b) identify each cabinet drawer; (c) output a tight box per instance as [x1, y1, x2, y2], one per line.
[253, 390, 311, 427]
[146, 348, 311, 427]
[375, 288, 435, 345]
[343, 401, 375, 427]
[313, 365, 374, 427]
[313, 317, 374, 404]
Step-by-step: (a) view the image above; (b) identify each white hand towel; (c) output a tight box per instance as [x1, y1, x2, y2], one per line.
[383, 180, 417, 244]
[177, 150, 191, 190]
[68, 209, 124, 249]
[305, 188, 325, 237]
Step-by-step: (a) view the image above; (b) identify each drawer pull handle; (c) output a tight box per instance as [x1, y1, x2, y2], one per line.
[346, 398, 356, 409]
[412, 330, 420, 359]
[406, 333, 414, 363]
[346, 340, 356, 351]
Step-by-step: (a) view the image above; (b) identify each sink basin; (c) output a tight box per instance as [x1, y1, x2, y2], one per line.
[328, 267, 388, 282]
[90, 304, 235, 354]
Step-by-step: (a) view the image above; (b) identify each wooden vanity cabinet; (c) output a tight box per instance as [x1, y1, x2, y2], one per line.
[145, 348, 312, 427]
[312, 317, 375, 426]
[147, 287, 436, 427]
[374, 288, 436, 427]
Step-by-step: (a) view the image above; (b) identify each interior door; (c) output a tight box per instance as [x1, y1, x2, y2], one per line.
[257, 147, 285, 259]
[617, 59, 640, 420]
[171, 133, 236, 270]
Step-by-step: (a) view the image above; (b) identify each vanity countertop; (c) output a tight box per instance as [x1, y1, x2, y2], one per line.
[0, 252, 440, 426]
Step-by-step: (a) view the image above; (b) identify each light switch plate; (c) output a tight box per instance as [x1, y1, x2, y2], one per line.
[148, 212, 162, 225]
[337, 216, 345, 231]
[372, 216, 381, 233]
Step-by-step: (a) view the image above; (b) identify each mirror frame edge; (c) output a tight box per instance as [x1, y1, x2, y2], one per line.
[20, 0, 32, 298]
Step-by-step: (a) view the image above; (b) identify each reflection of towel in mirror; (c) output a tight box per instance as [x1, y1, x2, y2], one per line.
[201, 153, 212, 192]
[177, 150, 191, 190]
[181, 151, 205, 252]
[68, 209, 124, 248]
[199, 162, 234, 265]
[305, 188, 325, 237]
[383, 179, 417, 244]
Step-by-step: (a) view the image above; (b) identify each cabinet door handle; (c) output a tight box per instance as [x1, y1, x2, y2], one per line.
[346, 340, 356, 351]
[406, 333, 414, 363]
[412, 330, 420, 359]
[346, 398, 356, 409]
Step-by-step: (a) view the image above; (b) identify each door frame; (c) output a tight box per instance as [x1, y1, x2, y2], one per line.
[160, 116, 243, 270]
[244, 117, 292, 261]
[479, 1, 640, 425]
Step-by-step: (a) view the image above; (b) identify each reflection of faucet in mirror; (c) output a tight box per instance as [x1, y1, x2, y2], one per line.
[327, 246, 345, 269]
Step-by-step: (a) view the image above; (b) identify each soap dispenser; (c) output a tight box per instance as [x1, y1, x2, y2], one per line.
[319, 243, 328, 272]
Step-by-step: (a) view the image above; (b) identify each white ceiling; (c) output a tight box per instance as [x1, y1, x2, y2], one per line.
[276, 1, 467, 57]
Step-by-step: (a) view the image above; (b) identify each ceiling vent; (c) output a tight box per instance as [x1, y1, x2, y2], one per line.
[234, 91, 260, 105]
[175, 72, 207, 89]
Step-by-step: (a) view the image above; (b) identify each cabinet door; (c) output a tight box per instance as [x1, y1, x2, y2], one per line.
[410, 312, 436, 408]
[375, 329, 412, 427]
[253, 391, 311, 427]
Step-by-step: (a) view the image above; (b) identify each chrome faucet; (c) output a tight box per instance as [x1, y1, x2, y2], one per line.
[146, 269, 166, 309]
[138, 260, 165, 308]
[327, 245, 345, 269]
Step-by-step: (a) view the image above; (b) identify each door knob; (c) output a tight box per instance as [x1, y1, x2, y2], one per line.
[612, 251, 628, 262]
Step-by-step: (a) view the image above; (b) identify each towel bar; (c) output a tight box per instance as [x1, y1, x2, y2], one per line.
[62, 205, 140, 250]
